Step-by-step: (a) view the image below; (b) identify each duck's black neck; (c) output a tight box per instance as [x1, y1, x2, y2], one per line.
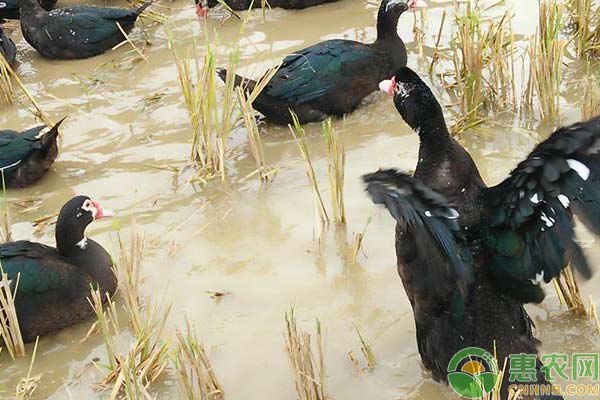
[413, 114, 453, 161]
[55, 221, 116, 294]
[375, 6, 407, 68]
[376, 5, 402, 42]
[56, 219, 87, 258]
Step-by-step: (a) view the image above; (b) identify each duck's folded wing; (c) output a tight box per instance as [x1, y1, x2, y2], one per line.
[0, 127, 47, 174]
[265, 40, 380, 105]
[484, 117, 600, 303]
[363, 169, 473, 297]
[47, 9, 135, 44]
[0, 241, 88, 295]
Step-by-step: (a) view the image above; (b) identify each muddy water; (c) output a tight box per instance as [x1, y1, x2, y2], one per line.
[1, 0, 599, 399]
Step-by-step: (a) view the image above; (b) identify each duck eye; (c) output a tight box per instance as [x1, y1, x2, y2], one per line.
[80, 199, 96, 216]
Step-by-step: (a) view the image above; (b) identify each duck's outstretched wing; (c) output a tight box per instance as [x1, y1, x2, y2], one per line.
[363, 169, 473, 297]
[484, 117, 600, 303]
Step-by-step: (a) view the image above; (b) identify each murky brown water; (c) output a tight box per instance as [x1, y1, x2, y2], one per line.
[1, 0, 599, 398]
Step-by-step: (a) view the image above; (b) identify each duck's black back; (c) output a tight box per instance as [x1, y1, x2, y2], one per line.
[19, 1, 148, 59]
[255, 39, 401, 124]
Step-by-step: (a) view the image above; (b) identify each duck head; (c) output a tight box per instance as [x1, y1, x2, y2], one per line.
[379, 67, 447, 135]
[382, 0, 427, 13]
[56, 196, 114, 256]
[377, 0, 427, 44]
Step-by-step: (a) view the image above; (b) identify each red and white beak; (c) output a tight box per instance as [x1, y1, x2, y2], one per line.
[91, 200, 115, 220]
[408, 0, 427, 11]
[379, 76, 396, 97]
[196, 3, 209, 17]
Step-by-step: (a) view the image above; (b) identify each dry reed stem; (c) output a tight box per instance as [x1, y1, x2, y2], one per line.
[89, 224, 171, 397]
[15, 338, 41, 400]
[172, 319, 224, 400]
[589, 297, 600, 335]
[289, 112, 329, 224]
[0, 54, 50, 125]
[127, 0, 168, 23]
[0, 267, 25, 359]
[88, 288, 120, 371]
[528, 0, 565, 121]
[171, 31, 238, 181]
[451, 1, 516, 122]
[0, 53, 14, 103]
[553, 265, 587, 316]
[429, 10, 447, 75]
[236, 65, 280, 184]
[581, 67, 600, 119]
[115, 229, 146, 334]
[353, 326, 375, 372]
[284, 309, 328, 400]
[323, 119, 345, 224]
[115, 22, 148, 63]
[0, 174, 12, 243]
[567, 0, 600, 59]
[452, 0, 485, 120]
[237, 89, 275, 183]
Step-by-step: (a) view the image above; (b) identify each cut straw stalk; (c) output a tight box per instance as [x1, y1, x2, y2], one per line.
[88, 225, 171, 397]
[581, 67, 600, 119]
[553, 265, 586, 316]
[289, 112, 329, 225]
[172, 319, 224, 400]
[450, 1, 516, 122]
[452, 0, 485, 120]
[236, 65, 280, 183]
[15, 338, 41, 400]
[0, 53, 50, 125]
[0, 53, 14, 103]
[352, 326, 375, 372]
[284, 309, 328, 400]
[114, 22, 148, 63]
[1, 173, 12, 242]
[323, 119, 345, 225]
[589, 297, 600, 335]
[115, 229, 146, 334]
[0, 267, 25, 359]
[528, 0, 565, 121]
[171, 32, 239, 182]
[567, 0, 600, 60]
[127, 0, 168, 23]
[350, 217, 371, 264]
[237, 89, 275, 183]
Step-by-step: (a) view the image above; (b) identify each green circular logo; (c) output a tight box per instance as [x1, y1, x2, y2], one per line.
[447, 347, 500, 399]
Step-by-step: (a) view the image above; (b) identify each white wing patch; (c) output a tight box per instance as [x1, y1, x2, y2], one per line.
[567, 159, 590, 181]
[76, 237, 88, 249]
[540, 212, 555, 227]
[557, 194, 570, 208]
[0, 159, 22, 172]
[530, 270, 545, 285]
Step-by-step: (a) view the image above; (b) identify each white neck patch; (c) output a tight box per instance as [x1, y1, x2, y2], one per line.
[76, 237, 88, 249]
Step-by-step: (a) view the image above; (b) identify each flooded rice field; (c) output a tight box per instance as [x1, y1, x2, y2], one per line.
[1, 0, 600, 398]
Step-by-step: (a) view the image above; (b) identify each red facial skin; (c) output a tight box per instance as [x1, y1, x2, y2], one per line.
[387, 76, 397, 97]
[91, 200, 114, 219]
[196, 4, 209, 17]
